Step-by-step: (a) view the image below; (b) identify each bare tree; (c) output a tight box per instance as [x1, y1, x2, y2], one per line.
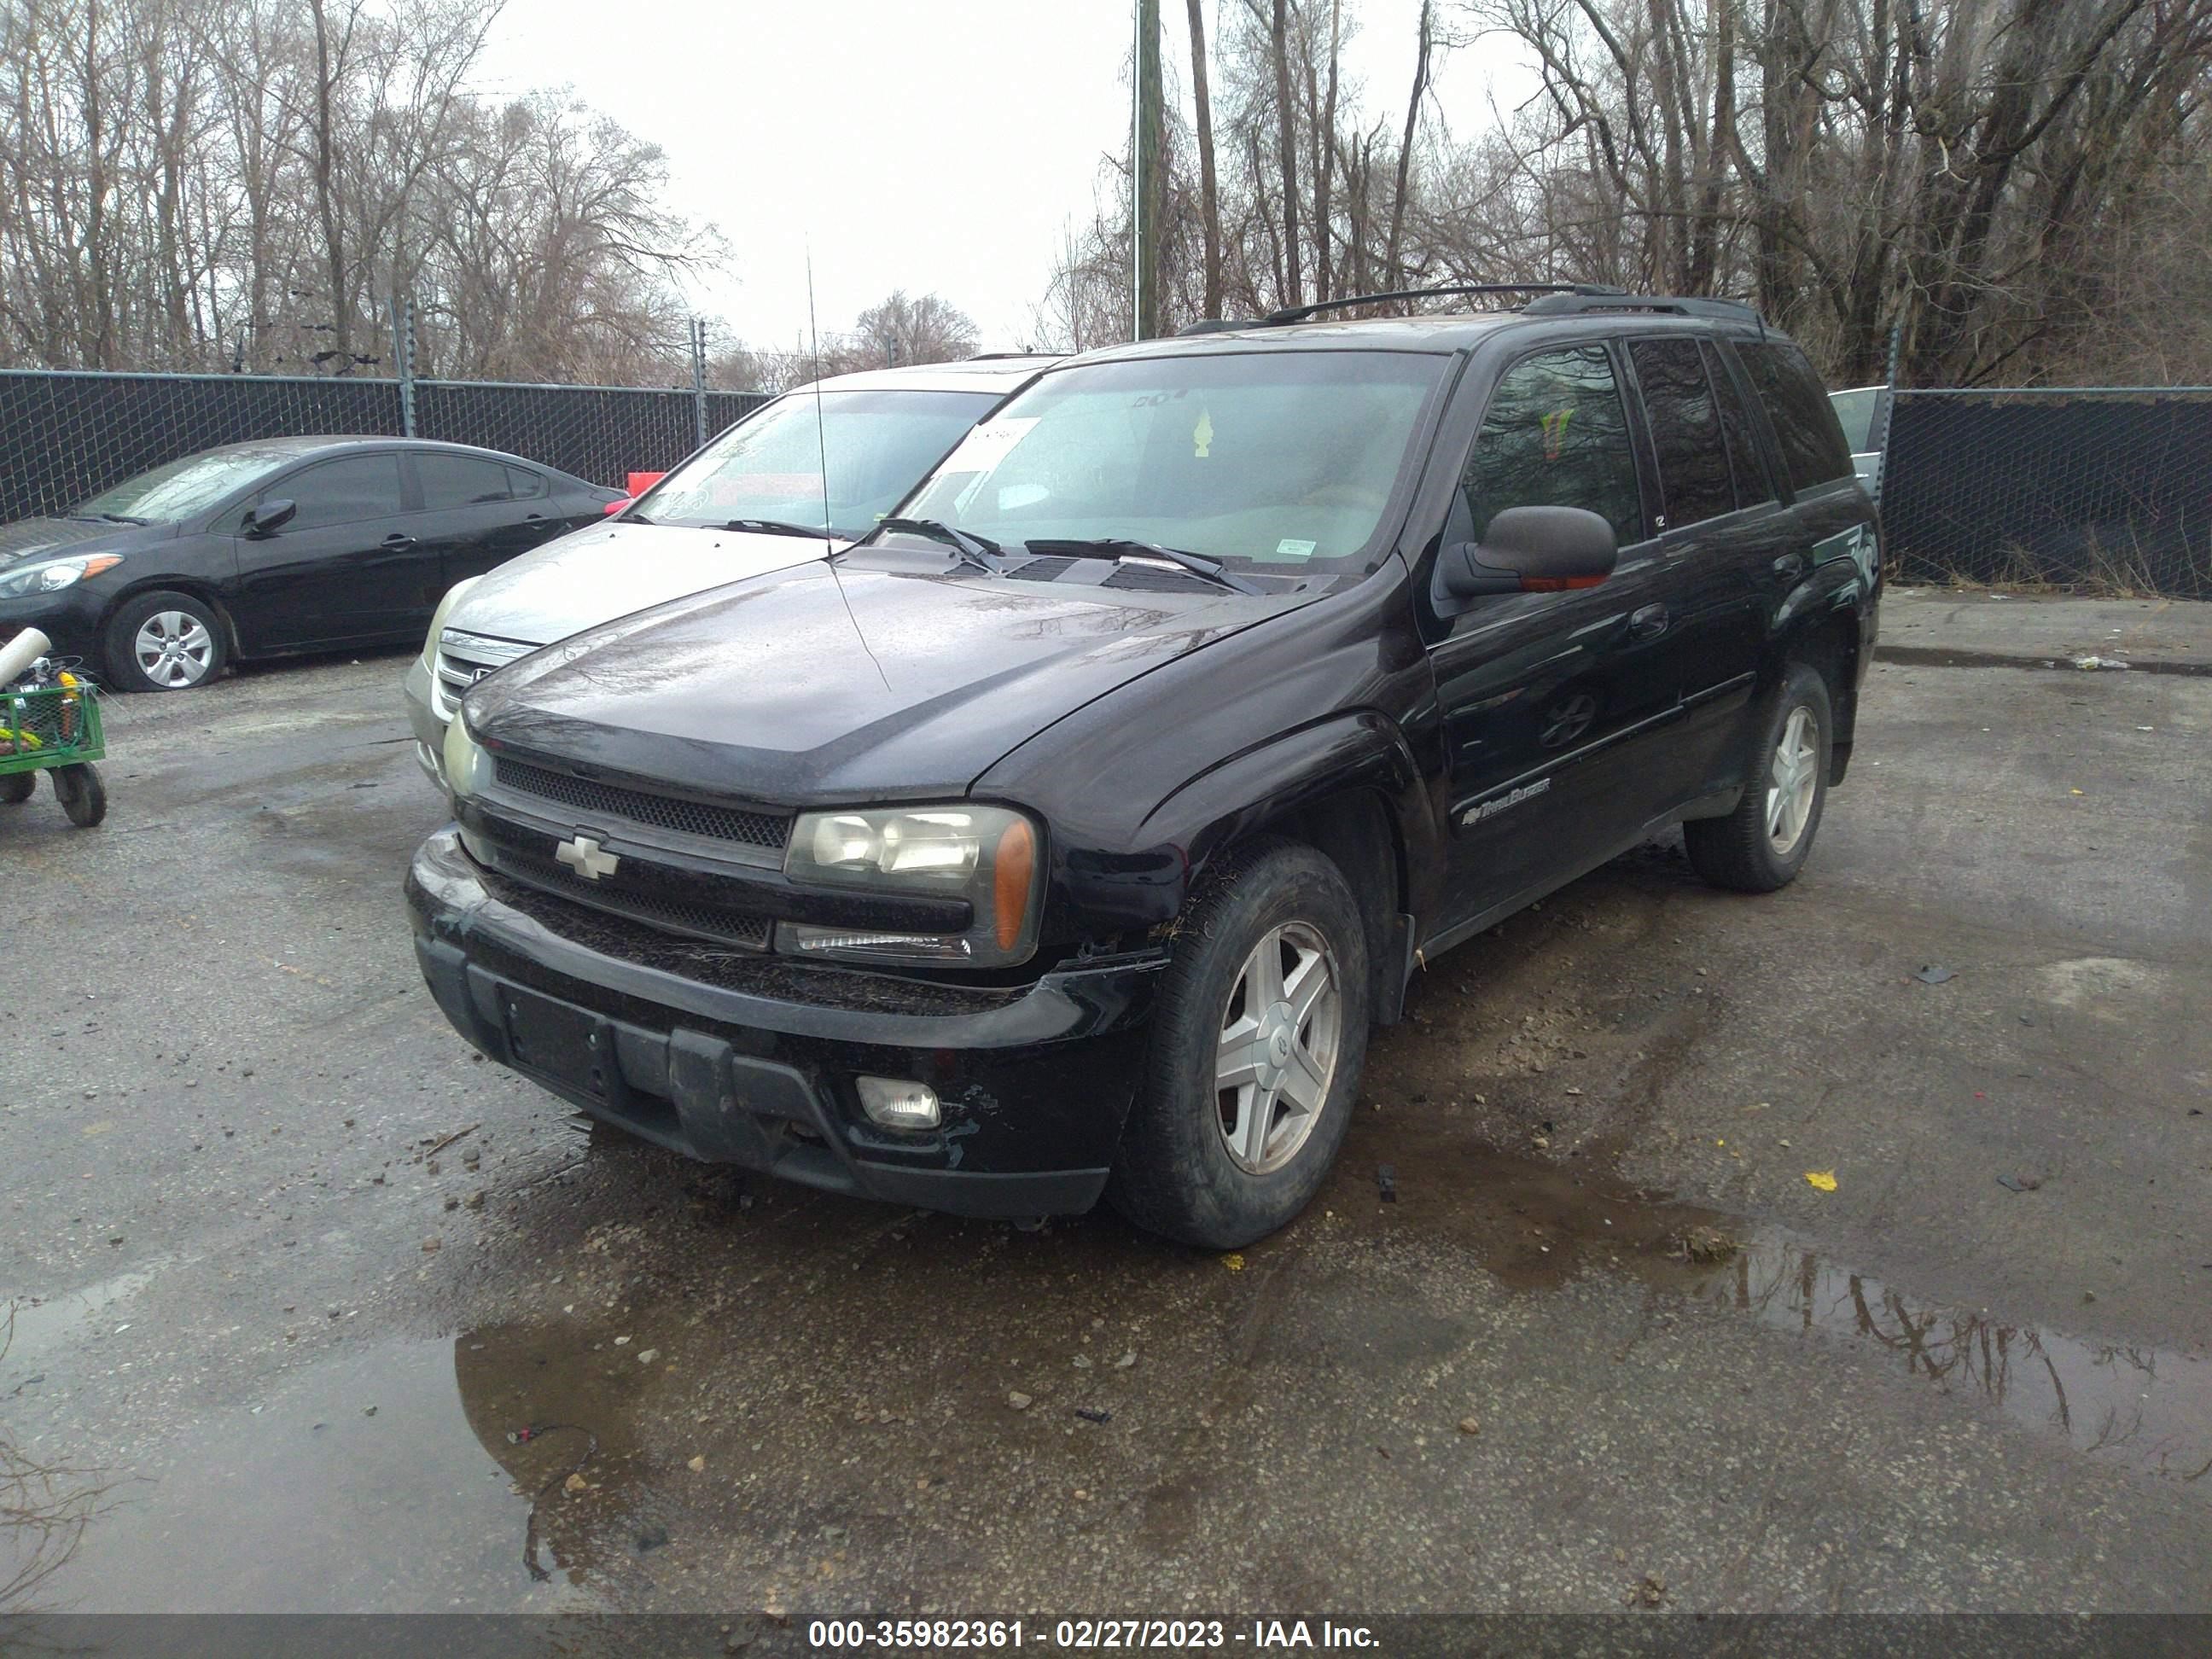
[1049, 0, 2212, 384]
[0, 0, 725, 383]
[847, 290, 981, 371]
[1187, 0, 1224, 317]
[1268, 0, 1304, 307]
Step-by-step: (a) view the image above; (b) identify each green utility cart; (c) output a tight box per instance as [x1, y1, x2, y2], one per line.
[0, 677, 107, 827]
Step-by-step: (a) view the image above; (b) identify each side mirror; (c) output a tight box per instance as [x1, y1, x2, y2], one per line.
[246, 498, 296, 536]
[1436, 505, 1617, 611]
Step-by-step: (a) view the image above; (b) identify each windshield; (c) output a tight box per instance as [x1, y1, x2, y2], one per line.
[71, 445, 300, 523]
[635, 388, 1000, 537]
[894, 350, 1447, 572]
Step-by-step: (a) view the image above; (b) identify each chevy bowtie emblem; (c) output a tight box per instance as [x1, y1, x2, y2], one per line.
[555, 834, 619, 881]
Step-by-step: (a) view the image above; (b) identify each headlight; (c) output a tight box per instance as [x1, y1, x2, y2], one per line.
[780, 804, 1041, 968]
[442, 711, 494, 801]
[0, 553, 122, 598]
[420, 576, 480, 672]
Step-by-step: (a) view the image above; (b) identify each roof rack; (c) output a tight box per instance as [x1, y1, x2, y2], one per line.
[1520, 292, 1762, 324]
[1262, 282, 1626, 326]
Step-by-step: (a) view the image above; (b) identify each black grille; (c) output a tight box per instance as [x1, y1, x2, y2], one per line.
[473, 865, 1021, 1014]
[487, 845, 771, 951]
[494, 757, 788, 849]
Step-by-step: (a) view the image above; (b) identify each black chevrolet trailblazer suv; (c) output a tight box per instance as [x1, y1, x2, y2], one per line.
[407, 284, 1880, 1249]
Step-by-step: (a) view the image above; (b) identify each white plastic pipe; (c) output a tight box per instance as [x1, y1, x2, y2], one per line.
[0, 627, 51, 687]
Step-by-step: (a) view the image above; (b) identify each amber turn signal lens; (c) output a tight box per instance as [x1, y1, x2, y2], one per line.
[993, 818, 1036, 952]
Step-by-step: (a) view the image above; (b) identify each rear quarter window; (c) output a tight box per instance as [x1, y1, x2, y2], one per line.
[1736, 341, 1854, 495]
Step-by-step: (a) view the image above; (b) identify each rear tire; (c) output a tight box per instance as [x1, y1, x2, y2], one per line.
[1684, 661, 1831, 893]
[54, 763, 106, 827]
[1109, 839, 1370, 1249]
[0, 772, 32, 804]
[103, 590, 227, 692]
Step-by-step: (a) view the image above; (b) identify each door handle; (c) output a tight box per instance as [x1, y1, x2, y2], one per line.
[381, 533, 416, 550]
[1628, 603, 1670, 641]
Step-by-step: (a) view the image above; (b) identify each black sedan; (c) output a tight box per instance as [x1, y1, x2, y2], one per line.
[0, 437, 622, 690]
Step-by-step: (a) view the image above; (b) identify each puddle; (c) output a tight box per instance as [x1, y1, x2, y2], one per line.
[3, 1262, 172, 1373]
[30, 1322, 672, 1613]
[1323, 1121, 2212, 1493]
[1687, 1236, 2212, 1485]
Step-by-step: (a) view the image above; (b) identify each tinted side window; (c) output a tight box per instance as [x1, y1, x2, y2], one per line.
[1738, 341, 1854, 492]
[504, 464, 548, 499]
[1627, 339, 1733, 530]
[1460, 346, 1642, 548]
[417, 453, 517, 510]
[278, 455, 405, 531]
[1703, 341, 1775, 509]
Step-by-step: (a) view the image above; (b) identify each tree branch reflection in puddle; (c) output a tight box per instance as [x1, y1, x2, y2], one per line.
[1689, 1238, 2208, 1485]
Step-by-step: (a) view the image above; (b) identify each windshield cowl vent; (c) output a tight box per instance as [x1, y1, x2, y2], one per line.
[1102, 564, 1218, 592]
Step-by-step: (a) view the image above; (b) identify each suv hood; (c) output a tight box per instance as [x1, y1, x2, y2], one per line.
[445, 520, 841, 649]
[466, 560, 1309, 803]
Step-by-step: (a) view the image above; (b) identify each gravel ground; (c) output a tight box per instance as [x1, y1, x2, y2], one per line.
[3, 640, 2207, 1617]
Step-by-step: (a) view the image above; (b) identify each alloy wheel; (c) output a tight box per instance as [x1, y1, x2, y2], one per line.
[1766, 705, 1819, 854]
[1214, 921, 1342, 1175]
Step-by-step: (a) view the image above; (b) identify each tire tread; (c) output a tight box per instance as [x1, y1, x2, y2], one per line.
[1109, 836, 1368, 1248]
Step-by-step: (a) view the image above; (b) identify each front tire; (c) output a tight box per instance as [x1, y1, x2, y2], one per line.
[1109, 839, 1370, 1249]
[1685, 661, 1832, 893]
[0, 773, 32, 804]
[103, 590, 227, 692]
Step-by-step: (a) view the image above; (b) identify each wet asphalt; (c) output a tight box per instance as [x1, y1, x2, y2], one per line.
[2, 646, 2209, 1615]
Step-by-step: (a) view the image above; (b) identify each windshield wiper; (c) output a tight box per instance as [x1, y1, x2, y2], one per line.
[1021, 538, 1263, 595]
[92, 512, 149, 526]
[717, 517, 833, 538]
[861, 516, 1006, 574]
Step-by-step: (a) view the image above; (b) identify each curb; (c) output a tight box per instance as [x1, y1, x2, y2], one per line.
[1872, 644, 2212, 678]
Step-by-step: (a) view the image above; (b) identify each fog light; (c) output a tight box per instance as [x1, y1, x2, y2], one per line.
[857, 1076, 940, 1131]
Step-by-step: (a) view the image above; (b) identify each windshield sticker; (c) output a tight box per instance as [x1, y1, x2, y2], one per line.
[936, 416, 1039, 477]
[1274, 538, 1318, 560]
[1193, 409, 1214, 457]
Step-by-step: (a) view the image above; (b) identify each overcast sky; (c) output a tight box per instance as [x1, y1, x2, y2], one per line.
[476, 1, 1529, 353]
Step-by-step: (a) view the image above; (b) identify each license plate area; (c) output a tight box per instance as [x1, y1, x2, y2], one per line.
[501, 985, 610, 1097]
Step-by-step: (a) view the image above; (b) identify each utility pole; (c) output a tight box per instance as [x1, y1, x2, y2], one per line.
[690, 317, 709, 448]
[1132, 0, 1164, 340]
[389, 292, 416, 437]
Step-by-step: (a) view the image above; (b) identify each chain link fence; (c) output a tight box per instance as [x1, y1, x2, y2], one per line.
[10, 361, 2210, 602]
[1881, 388, 2212, 599]
[0, 368, 770, 525]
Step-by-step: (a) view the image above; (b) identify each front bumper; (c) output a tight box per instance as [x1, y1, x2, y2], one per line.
[405, 827, 1167, 1218]
[1, 588, 103, 671]
[401, 655, 448, 789]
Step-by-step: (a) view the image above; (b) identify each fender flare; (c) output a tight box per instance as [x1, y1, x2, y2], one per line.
[1134, 710, 1437, 1018]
